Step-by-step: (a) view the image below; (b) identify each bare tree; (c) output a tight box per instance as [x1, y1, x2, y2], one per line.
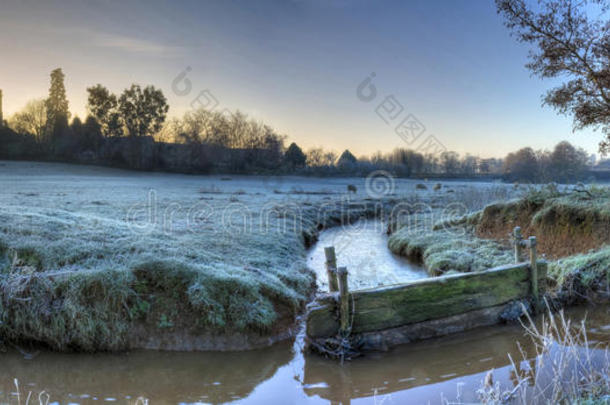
[306, 147, 325, 167]
[496, 0, 610, 154]
[440, 151, 460, 174]
[9, 99, 47, 142]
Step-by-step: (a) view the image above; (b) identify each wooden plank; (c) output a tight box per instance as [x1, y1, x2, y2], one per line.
[307, 261, 547, 339]
[306, 294, 338, 338]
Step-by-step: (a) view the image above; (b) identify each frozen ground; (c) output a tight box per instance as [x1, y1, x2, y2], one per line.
[0, 160, 518, 277]
[0, 160, 523, 349]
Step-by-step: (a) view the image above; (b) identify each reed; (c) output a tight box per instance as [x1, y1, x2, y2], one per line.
[447, 305, 609, 404]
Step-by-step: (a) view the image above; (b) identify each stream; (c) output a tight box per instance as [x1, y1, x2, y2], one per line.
[1, 221, 608, 404]
[307, 220, 427, 290]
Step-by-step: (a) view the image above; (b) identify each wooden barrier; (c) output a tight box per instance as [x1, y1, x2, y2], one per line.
[324, 246, 339, 292]
[307, 228, 547, 352]
[337, 266, 350, 334]
[307, 261, 547, 342]
[513, 226, 523, 262]
[513, 227, 541, 312]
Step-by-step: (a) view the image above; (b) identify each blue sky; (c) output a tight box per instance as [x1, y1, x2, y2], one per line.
[0, 0, 601, 158]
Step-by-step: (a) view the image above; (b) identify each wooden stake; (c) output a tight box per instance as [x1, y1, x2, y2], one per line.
[337, 266, 350, 334]
[513, 227, 523, 263]
[324, 246, 339, 292]
[529, 236, 539, 311]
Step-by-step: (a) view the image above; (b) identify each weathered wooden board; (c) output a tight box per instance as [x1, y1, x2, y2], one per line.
[307, 261, 547, 339]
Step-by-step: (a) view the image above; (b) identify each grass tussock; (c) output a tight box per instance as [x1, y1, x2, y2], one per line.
[388, 226, 512, 275]
[548, 247, 610, 304]
[0, 269, 135, 351]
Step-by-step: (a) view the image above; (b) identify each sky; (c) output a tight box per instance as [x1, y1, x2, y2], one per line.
[0, 0, 602, 158]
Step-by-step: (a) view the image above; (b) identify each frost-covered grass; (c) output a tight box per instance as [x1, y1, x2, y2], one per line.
[0, 161, 520, 350]
[386, 185, 522, 275]
[549, 246, 610, 301]
[0, 162, 321, 349]
[391, 183, 610, 297]
[388, 226, 513, 275]
[0, 161, 606, 352]
[477, 184, 610, 258]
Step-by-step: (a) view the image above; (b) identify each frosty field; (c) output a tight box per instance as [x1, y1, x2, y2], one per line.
[3, 160, 607, 352]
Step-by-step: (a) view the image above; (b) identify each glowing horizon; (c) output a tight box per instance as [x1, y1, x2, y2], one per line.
[0, 0, 602, 159]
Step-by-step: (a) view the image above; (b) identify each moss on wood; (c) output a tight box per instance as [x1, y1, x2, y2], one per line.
[307, 262, 547, 338]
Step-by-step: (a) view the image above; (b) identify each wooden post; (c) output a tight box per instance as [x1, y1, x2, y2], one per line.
[337, 266, 350, 334]
[324, 246, 339, 292]
[528, 236, 540, 311]
[513, 227, 523, 263]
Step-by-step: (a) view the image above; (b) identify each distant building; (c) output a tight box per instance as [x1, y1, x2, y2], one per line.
[0, 89, 3, 127]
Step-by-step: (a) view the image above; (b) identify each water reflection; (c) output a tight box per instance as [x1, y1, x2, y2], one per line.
[1, 342, 294, 404]
[1, 306, 607, 405]
[302, 323, 537, 403]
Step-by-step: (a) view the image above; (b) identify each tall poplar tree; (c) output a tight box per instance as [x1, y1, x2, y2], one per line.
[45, 68, 70, 143]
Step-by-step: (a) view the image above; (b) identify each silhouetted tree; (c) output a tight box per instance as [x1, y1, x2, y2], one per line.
[81, 116, 104, 152]
[284, 142, 306, 169]
[45, 68, 70, 146]
[504, 147, 539, 181]
[549, 141, 589, 183]
[497, 0, 610, 154]
[306, 147, 325, 167]
[460, 154, 479, 175]
[323, 151, 338, 167]
[118, 84, 168, 138]
[87, 84, 123, 138]
[115, 84, 167, 169]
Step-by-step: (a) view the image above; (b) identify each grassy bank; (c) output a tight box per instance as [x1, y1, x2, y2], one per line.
[387, 225, 512, 275]
[387, 184, 610, 302]
[0, 193, 387, 350]
[476, 185, 610, 258]
[386, 186, 518, 276]
[5, 161, 494, 351]
[548, 247, 610, 304]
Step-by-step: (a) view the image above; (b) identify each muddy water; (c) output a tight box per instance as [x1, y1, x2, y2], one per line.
[1, 307, 608, 404]
[1, 223, 608, 404]
[307, 220, 427, 290]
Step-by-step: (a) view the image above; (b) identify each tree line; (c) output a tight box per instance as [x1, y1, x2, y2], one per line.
[0, 68, 600, 182]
